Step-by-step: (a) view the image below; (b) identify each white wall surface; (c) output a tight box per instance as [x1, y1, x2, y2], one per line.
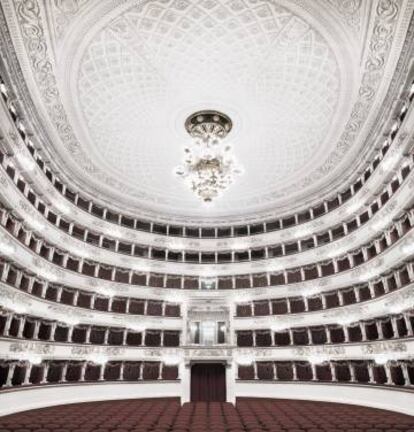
[235, 382, 414, 416]
[0, 382, 182, 417]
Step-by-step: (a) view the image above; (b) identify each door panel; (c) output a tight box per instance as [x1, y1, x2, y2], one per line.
[190, 363, 226, 402]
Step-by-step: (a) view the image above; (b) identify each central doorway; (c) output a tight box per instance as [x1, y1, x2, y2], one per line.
[190, 363, 226, 402]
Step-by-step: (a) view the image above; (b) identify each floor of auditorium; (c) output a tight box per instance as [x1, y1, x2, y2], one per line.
[1, 398, 414, 432]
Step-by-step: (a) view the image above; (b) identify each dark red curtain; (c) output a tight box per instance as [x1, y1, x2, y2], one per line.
[191, 363, 226, 402]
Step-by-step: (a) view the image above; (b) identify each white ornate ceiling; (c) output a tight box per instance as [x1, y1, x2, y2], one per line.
[2, 0, 413, 224]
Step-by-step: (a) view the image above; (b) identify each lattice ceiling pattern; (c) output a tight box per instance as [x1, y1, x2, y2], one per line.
[72, 0, 342, 218]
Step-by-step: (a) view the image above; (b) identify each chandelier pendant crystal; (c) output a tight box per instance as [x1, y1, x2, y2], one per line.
[175, 110, 243, 202]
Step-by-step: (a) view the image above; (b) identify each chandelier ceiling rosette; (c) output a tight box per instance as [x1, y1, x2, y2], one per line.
[175, 110, 243, 202]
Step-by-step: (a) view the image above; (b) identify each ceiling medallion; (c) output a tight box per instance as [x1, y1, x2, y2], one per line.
[175, 110, 243, 203]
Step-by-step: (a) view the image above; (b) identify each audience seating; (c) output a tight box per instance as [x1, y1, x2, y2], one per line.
[0, 361, 178, 388]
[238, 360, 414, 387]
[0, 398, 413, 431]
[0, 308, 180, 347]
[1, 205, 413, 289]
[0, 259, 181, 316]
[236, 309, 414, 346]
[236, 260, 414, 315]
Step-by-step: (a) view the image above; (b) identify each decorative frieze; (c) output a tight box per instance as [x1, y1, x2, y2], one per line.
[361, 341, 407, 354]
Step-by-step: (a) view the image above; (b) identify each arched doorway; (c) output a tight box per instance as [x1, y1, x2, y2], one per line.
[190, 363, 226, 402]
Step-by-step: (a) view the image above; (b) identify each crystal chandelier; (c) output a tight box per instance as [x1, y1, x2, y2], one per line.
[175, 110, 243, 202]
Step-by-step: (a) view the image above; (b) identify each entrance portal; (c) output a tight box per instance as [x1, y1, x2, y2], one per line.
[190, 363, 226, 402]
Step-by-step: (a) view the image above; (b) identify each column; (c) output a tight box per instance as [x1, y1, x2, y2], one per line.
[321, 294, 327, 310]
[3, 315, 12, 336]
[272, 363, 277, 380]
[310, 363, 317, 381]
[80, 362, 87, 381]
[288, 329, 294, 345]
[17, 317, 25, 338]
[73, 290, 79, 306]
[60, 363, 68, 383]
[307, 328, 313, 345]
[374, 239, 382, 255]
[361, 323, 367, 342]
[407, 263, 414, 281]
[139, 362, 144, 380]
[119, 362, 124, 381]
[343, 326, 350, 343]
[404, 314, 413, 336]
[27, 277, 35, 294]
[354, 287, 360, 303]
[317, 264, 323, 278]
[56, 286, 63, 302]
[33, 322, 40, 340]
[376, 321, 384, 340]
[23, 362, 32, 385]
[349, 363, 356, 383]
[395, 271, 403, 288]
[85, 327, 92, 344]
[158, 363, 163, 380]
[292, 363, 298, 381]
[160, 331, 165, 347]
[329, 362, 337, 382]
[401, 363, 411, 386]
[122, 329, 128, 346]
[5, 363, 16, 387]
[270, 331, 275, 346]
[15, 272, 23, 288]
[49, 323, 57, 341]
[323, 326, 332, 343]
[40, 363, 49, 384]
[361, 247, 369, 262]
[286, 299, 291, 314]
[382, 276, 390, 293]
[104, 329, 109, 345]
[391, 317, 399, 338]
[368, 282, 376, 298]
[253, 362, 258, 380]
[338, 291, 344, 306]
[67, 326, 74, 343]
[368, 363, 375, 384]
[98, 364, 105, 381]
[41, 282, 48, 298]
[384, 363, 393, 385]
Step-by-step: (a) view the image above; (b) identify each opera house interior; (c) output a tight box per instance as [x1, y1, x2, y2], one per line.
[0, 0, 414, 431]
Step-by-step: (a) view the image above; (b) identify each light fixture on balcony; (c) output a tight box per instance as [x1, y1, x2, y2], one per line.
[175, 110, 243, 202]
[19, 353, 42, 365]
[87, 353, 108, 365]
